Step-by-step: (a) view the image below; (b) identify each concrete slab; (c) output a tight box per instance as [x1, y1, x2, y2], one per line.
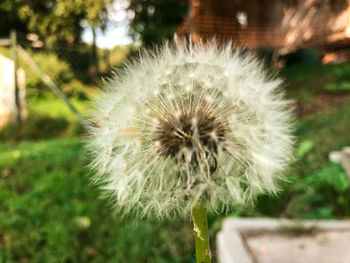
[247, 231, 350, 263]
[217, 218, 350, 263]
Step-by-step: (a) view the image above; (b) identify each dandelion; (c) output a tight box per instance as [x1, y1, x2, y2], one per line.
[87, 40, 294, 262]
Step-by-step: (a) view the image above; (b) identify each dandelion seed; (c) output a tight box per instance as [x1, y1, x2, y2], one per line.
[87, 40, 295, 219]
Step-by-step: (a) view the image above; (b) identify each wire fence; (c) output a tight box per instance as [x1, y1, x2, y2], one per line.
[0, 30, 116, 133]
[1, 30, 134, 138]
[14, 30, 113, 85]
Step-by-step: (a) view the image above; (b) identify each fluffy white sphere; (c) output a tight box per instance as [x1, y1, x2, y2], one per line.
[87, 41, 294, 218]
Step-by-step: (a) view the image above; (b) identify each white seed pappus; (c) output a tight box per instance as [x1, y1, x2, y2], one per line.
[87, 41, 295, 218]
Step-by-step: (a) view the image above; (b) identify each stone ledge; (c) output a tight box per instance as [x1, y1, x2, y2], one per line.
[217, 218, 350, 263]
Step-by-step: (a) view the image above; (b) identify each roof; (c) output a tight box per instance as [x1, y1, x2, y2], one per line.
[177, 0, 350, 50]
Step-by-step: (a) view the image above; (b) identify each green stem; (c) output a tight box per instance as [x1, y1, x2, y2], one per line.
[192, 202, 211, 263]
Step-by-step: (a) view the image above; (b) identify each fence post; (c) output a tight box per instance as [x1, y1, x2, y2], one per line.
[16, 45, 86, 126]
[10, 29, 21, 124]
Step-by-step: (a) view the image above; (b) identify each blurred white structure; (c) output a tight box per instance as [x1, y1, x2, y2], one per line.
[217, 218, 350, 263]
[0, 54, 27, 128]
[330, 147, 350, 180]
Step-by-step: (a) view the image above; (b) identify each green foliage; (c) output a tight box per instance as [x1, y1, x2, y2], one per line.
[281, 62, 350, 101]
[0, 46, 71, 87]
[283, 49, 319, 67]
[288, 162, 350, 220]
[296, 140, 314, 158]
[98, 44, 136, 73]
[0, 0, 27, 36]
[325, 81, 350, 93]
[0, 0, 113, 84]
[306, 163, 348, 193]
[0, 47, 95, 100]
[128, 0, 189, 45]
[1, 0, 111, 46]
[26, 51, 73, 90]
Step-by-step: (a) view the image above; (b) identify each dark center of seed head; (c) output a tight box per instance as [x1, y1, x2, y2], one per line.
[154, 110, 227, 172]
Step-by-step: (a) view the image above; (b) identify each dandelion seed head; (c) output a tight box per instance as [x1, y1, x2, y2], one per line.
[87, 40, 295, 219]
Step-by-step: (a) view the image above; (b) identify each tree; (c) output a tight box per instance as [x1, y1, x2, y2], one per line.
[0, 0, 113, 80]
[15, 0, 111, 47]
[0, 0, 27, 37]
[128, 0, 189, 46]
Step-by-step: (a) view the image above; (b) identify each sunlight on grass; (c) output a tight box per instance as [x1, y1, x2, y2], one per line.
[28, 96, 92, 120]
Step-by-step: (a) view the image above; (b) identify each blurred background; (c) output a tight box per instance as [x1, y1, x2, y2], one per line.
[1, 0, 350, 262]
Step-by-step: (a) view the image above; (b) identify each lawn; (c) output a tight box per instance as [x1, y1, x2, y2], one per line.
[0, 138, 195, 263]
[1, 61, 350, 262]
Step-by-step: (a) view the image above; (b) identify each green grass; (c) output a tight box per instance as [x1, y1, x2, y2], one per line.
[0, 138, 197, 263]
[0, 94, 89, 142]
[1, 61, 350, 262]
[280, 62, 350, 101]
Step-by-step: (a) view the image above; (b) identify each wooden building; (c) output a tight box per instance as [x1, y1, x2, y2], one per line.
[177, 0, 350, 52]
